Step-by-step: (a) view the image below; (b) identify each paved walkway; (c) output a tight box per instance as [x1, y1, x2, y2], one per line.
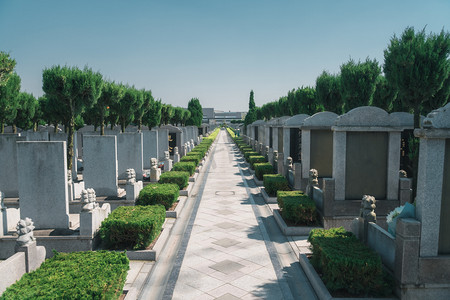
[138, 129, 316, 299]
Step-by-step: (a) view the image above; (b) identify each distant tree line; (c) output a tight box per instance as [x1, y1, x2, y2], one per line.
[245, 27, 450, 129]
[0, 56, 203, 168]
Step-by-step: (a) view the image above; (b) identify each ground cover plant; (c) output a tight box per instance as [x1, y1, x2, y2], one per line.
[254, 162, 274, 180]
[1, 250, 129, 299]
[99, 205, 165, 250]
[277, 191, 318, 226]
[248, 155, 266, 169]
[136, 183, 179, 210]
[159, 171, 189, 189]
[308, 227, 393, 296]
[172, 161, 196, 176]
[263, 174, 290, 196]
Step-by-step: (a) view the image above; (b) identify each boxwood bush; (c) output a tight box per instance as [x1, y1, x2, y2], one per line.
[159, 171, 189, 189]
[263, 174, 290, 197]
[254, 162, 274, 180]
[180, 155, 200, 166]
[172, 161, 196, 176]
[280, 194, 318, 226]
[308, 227, 392, 296]
[244, 151, 259, 161]
[248, 155, 266, 169]
[1, 251, 129, 299]
[186, 152, 203, 162]
[99, 205, 165, 250]
[190, 148, 206, 157]
[136, 183, 179, 210]
[277, 190, 304, 211]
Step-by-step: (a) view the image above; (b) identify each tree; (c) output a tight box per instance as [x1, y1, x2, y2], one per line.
[0, 51, 16, 87]
[249, 90, 255, 111]
[340, 58, 381, 112]
[14, 92, 37, 131]
[145, 98, 162, 128]
[296, 86, 319, 115]
[160, 104, 174, 125]
[115, 86, 139, 132]
[42, 65, 103, 170]
[315, 71, 343, 114]
[170, 106, 184, 126]
[186, 98, 203, 126]
[84, 81, 124, 135]
[0, 72, 21, 133]
[371, 76, 398, 112]
[384, 27, 450, 128]
[135, 89, 153, 130]
[181, 109, 191, 126]
[244, 108, 257, 126]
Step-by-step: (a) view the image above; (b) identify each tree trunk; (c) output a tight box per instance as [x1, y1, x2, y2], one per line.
[12, 124, 17, 134]
[121, 120, 125, 133]
[33, 122, 37, 132]
[67, 116, 75, 171]
[138, 119, 142, 131]
[1, 122, 4, 134]
[54, 124, 58, 133]
[101, 121, 105, 136]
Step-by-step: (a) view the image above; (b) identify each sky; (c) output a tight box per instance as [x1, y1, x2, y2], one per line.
[1, 0, 449, 112]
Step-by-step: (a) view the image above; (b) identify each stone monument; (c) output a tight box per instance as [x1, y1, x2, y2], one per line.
[150, 158, 161, 182]
[164, 151, 173, 172]
[306, 169, 319, 198]
[173, 147, 180, 163]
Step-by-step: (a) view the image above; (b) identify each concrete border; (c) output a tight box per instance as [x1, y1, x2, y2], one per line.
[166, 196, 187, 219]
[253, 175, 264, 186]
[273, 209, 322, 236]
[260, 187, 278, 204]
[179, 182, 193, 196]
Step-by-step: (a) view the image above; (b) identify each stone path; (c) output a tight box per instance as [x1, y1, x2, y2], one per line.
[137, 129, 316, 299]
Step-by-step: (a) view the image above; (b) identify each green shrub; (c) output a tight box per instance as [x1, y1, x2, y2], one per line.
[281, 194, 318, 226]
[1, 251, 129, 299]
[172, 161, 196, 176]
[159, 171, 189, 189]
[254, 162, 274, 180]
[190, 148, 206, 157]
[248, 155, 266, 168]
[308, 227, 392, 296]
[180, 155, 200, 166]
[244, 151, 259, 161]
[99, 205, 165, 250]
[263, 174, 290, 197]
[277, 190, 304, 211]
[136, 183, 179, 210]
[186, 152, 203, 161]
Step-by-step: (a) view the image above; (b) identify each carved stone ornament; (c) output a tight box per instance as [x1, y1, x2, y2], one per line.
[151, 158, 158, 170]
[126, 168, 136, 185]
[360, 195, 377, 223]
[16, 217, 35, 247]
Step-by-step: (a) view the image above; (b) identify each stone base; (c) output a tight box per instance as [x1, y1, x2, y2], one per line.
[260, 187, 277, 204]
[273, 209, 322, 236]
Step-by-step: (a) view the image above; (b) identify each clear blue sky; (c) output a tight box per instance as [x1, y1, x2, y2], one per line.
[1, 0, 449, 112]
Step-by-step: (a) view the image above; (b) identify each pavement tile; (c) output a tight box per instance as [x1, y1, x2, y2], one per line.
[212, 237, 241, 248]
[209, 259, 245, 274]
[207, 283, 248, 298]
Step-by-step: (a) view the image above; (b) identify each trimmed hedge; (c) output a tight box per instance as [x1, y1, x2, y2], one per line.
[172, 161, 196, 176]
[1, 251, 129, 299]
[136, 183, 179, 210]
[159, 171, 189, 189]
[99, 205, 165, 250]
[263, 174, 290, 197]
[248, 155, 266, 169]
[277, 190, 304, 211]
[190, 148, 206, 157]
[244, 151, 259, 161]
[180, 155, 200, 166]
[280, 193, 318, 226]
[254, 162, 274, 180]
[308, 227, 392, 296]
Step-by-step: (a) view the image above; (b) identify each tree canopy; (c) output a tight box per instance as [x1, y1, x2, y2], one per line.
[186, 98, 203, 127]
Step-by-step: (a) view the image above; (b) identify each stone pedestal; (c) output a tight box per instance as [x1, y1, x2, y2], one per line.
[277, 152, 285, 175]
[16, 241, 46, 273]
[164, 159, 173, 172]
[150, 168, 161, 182]
[80, 204, 111, 237]
[293, 162, 302, 190]
[126, 181, 143, 201]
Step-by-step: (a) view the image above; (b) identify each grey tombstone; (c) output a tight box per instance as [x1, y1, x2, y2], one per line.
[150, 158, 161, 182]
[301, 112, 339, 180]
[0, 134, 26, 197]
[332, 106, 401, 201]
[156, 128, 169, 161]
[142, 130, 158, 169]
[17, 141, 69, 229]
[117, 132, 144, 180]
[285, 114, 309, 163]
[160, 125, 182, 158]
[25, 131, 49, 141]
[415, 102, 450, 256]
[83, 135, 119, 197]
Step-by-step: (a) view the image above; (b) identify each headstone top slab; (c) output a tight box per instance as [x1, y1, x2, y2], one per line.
[285, 114, 310, 127]
[302, 111, 339, 128]
[335, 106, 391, 127]
[423, 102, 450, 129]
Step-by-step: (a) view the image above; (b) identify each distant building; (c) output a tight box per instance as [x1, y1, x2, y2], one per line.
[202, 108, 246, 124]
